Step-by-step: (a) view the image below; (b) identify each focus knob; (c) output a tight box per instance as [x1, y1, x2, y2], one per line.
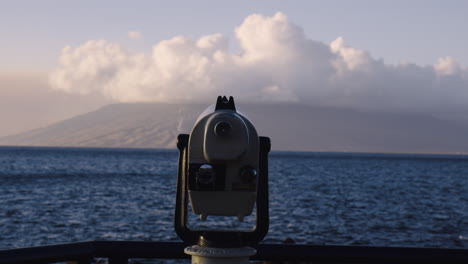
[214, 121, 232, 137]
[240, 166, 257, 184]
[197, 164, 216, 185]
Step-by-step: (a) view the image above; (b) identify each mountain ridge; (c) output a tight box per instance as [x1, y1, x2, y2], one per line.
[1, 103, 468, 154]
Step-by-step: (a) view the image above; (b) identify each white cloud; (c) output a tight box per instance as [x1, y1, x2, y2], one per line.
[434, 56, 460, 76]
[50, 12, 468, 114]
[330, 37, 373, 72]
[128, 31, 143, 40]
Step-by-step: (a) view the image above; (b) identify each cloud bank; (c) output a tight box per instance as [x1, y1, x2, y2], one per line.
[128, 31, 143, 40]
[50, 12, 468, 113]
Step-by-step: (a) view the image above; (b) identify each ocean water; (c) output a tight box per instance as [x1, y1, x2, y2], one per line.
[0, 146, 467, 251]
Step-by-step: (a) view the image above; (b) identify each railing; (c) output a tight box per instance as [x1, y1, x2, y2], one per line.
[0, 241, 467, 264]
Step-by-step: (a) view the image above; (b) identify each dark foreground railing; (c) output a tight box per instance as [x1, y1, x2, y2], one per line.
[0, 241, 467, 264]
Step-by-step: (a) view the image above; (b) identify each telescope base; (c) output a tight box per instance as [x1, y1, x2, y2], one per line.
[184, 245, 256, 264]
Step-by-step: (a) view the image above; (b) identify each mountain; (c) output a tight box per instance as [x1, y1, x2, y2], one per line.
[1, 103, 468, 154]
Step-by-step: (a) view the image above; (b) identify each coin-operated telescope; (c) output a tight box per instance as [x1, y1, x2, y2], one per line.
[175, 96, 270, 249]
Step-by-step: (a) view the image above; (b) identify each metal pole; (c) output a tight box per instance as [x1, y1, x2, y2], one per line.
[185, 246, 256, 264]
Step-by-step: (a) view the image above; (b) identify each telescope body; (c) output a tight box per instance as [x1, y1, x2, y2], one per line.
[188, 104, 259, 222]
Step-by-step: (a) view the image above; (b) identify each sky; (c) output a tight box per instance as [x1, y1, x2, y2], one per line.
[1, 0, 468, 137]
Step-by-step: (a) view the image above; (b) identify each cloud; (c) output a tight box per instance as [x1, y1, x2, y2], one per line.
[50, 12, 468, 114]
[128, 31, 143, 40]
[434, 56, 460, 76]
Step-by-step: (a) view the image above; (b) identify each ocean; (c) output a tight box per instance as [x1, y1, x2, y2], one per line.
[0, 146, 467, 251]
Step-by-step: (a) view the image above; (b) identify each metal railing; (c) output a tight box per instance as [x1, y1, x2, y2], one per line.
[0, 241, 467, 264]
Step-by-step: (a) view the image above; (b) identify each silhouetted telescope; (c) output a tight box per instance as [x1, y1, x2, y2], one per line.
[175, 96, 271, 248]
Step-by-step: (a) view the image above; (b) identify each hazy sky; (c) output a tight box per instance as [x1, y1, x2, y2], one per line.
[1, 0, 468, 137]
